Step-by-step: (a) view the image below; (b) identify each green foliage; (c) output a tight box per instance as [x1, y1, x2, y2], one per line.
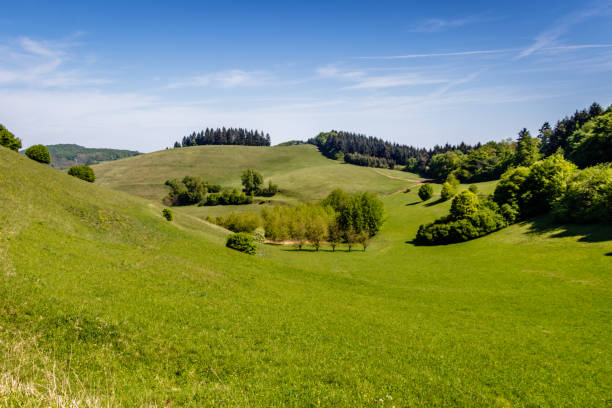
[493, 166, 531, 211]
[252, 227, 266, 244]
[514, 128, 540, 167]
[260, 180, 279, 197]
[418, 183, 434, 201]
[429, 151, 464, 180]
[552, 164, 612, 223]
[164, 176, 207, 205]
[215, 212, 263, 232]
[416, 194, 507, 245]
[468, 184, 479, 194]
[67, 165, 96, 182]
[567, 108, 612, 168]
[441, 174, 460, 202]
[162, 208, 173, 221]
[241, 169, 264, 195]
[0, 124, 22, 151]
[450, 191, 479, 219]
[201, 189, 253, 206]
[225, 232, 257, 255]
[24, 144, 51, 164]
[337, 192, 385, 237]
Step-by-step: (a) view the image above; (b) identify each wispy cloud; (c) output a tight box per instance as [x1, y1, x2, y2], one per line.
[167, 70, 271, 88]
[410, 15, 494, 33]
[317, 64, 448, 90]
[0, 36, 109, 87]
[517, 5, 612, 59]
[357, 49, 512, 60]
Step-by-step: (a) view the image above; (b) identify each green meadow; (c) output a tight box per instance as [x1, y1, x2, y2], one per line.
[1, 145, 611, 407]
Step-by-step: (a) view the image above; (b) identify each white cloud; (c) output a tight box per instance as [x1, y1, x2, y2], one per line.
[410, 15, 493, 33]
[167, 69, 271, 88]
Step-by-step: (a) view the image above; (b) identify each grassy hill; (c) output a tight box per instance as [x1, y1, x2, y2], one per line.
[93, 144, 417, 203]
[40, 144, 140, 170]
[1, 145, 611, 406]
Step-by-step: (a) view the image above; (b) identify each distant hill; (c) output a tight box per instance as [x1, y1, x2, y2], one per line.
[37, 144, 141, 169]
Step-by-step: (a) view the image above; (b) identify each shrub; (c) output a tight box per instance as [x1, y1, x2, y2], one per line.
[226, 233, 257, 255]
[260, 180, 279, 197]
[200, 189, 253, 206]
[493, 166, 531, 213]
[440, 182, 456, 201]
[241, 169, 263, 195]
[0, 124, 21, 151]
[468, 184, 478, 194]
[418, 184, 434, 201]
[162, 208, 173, 221]
[67, 165, 95, 182]
[450, 191, 479, 220]
[24, 144, 51, 164]
[552, 164, 612, 223]
[216, 212, 263, 232]
[252, 227, 266, 243]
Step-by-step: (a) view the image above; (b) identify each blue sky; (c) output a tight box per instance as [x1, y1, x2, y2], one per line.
[1, 0, 611, 152]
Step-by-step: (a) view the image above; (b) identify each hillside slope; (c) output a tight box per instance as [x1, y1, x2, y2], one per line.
[93, 144, 416, 202]
[1, 146, 611, 406]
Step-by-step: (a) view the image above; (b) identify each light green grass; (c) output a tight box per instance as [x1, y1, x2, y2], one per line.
[1, 146, 611, 407]
[93, 145, 415, 203]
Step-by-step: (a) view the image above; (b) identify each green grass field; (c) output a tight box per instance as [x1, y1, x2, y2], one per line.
[1, 145, 611, 407]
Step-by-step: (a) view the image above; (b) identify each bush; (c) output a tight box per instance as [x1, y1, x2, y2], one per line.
[418, 184, 434, 201]
[552, 164, 612, 223]
[0, 124, 21, 151]
[468, 184, 478, 194]
[252, 227, 266, 243]
[260, 180, 279, 197]
[226, 233, 257, 255]
[450, 191, 479, 219]
[440, 182, 456, 201]
[216, 212, 263, 232]
[67, 165, 95, 182]
[200, 189, 253, 206]
[24, 144, 51, 164]
[162, 208, 173, 221]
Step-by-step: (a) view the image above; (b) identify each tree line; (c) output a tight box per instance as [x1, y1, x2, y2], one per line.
[308, 103, 609, 182]
[212, 189, 385, 251]
[164, 169, 278, 206]
[175, 127, 271, 148]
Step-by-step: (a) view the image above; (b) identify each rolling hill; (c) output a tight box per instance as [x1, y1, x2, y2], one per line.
[1, 145, 611, 406]
[39, 144, 140, 170]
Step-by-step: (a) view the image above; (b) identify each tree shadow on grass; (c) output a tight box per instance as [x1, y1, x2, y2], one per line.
[606, 252, 612, 256]
[522, 215, 612, 243]
[424, 198, 445, 207]
[406, 201, 421, 206]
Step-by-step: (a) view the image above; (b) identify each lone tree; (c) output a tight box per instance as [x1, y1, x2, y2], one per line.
[241, 169, 263, 195]
[0, 124, 21, 151]
[418, 183, 434, 201]
[25, 144, 51, 164]
[68, 165, 95, 182]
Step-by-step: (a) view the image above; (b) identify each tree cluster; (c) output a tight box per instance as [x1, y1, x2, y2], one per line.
[416, 152, 611, 245]
[200, 189, 253, 206]
[210, 212, 263, 233]
[164, 176, 232, 206]
[416, 191, 508, 245]
[261, 190, 385, 251]
[67, 165, 96, 182]
[241, 169, 278, 197]
[176, 127, 271, 148]
[343, 152, 396, 169]
[0, 124, 22, 151]
[226, 233, 257, 255]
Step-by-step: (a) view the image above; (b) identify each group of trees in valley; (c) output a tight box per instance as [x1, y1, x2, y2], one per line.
[416, 152, 611, 245]
[175, 127, 271, 148]
[165, 169, 278, 206]
[212, 189, 385, 251]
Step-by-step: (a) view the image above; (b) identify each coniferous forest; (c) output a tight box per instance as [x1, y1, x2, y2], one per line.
[175, 127, 271, 148]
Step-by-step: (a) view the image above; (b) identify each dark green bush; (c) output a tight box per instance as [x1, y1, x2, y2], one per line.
[0, 124, 21, 151]
[25, 144, 51, 164]
[67, 165, 95, 182]
[200, 189, 253, 206]
[226, 232, 257, 255]
[418, 183, 434, 201]
[162, 208, 173, 221]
